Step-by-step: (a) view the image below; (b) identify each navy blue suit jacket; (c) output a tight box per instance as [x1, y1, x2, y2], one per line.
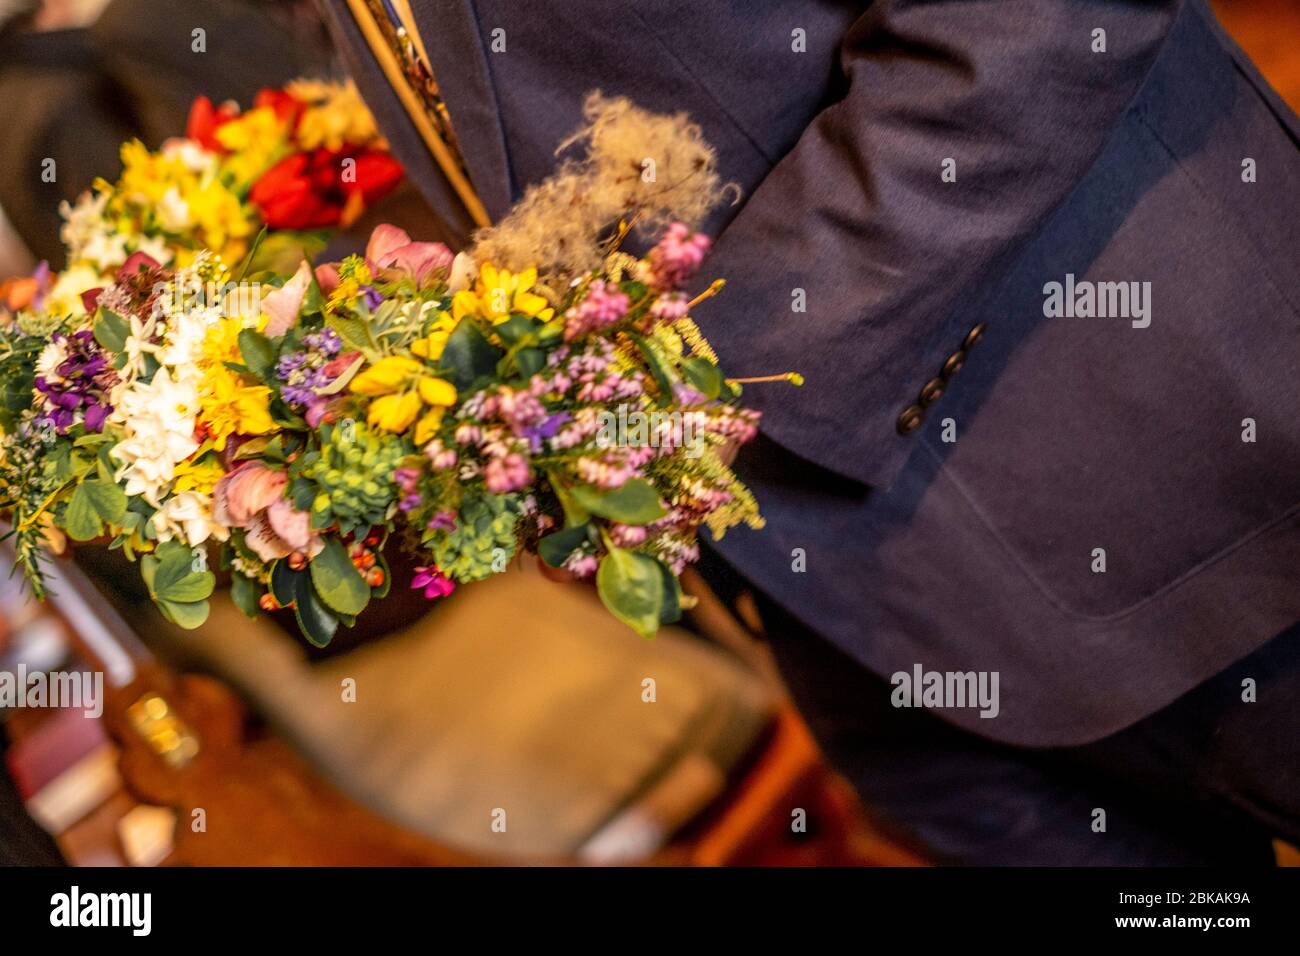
[320, 0, 1300, 745]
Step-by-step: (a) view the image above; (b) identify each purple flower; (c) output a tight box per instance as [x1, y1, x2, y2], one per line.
[426, 510, 456, 532]
[33, 331, 115, 435]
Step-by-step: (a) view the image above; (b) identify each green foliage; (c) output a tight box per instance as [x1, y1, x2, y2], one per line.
[92, 308, 129, 354]
[595, 546, 664, 639]
[681, 355, 722, 399]
[309, 537, 370, 616]
[63, 479, 126, 541]
[237, 329, 277, 383]
[537, 523, 593, 568]
[441, 318, 503, 391]
[141, 540, 214, 629]
[569, 478, 665, 526]
[299, 421, 409, 534]
[426, 492, 520, 582]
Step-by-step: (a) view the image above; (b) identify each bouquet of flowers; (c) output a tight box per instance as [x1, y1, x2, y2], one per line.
[0, 94, 771, 644]
[3, 79, 401, 321]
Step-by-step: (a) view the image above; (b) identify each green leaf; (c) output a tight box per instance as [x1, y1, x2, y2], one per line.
[569, 478, 665, 526]
[148, 540, 214, 603]
[92, 308, 129, 354]
[301, 272, 327, 317]
[630, 332, 676, 406]
[493, 315, 537, 346]
[538, 524, 592, 568]
[270, 559, 299, 606]
[238, 329, 277, 382]
[236, 225, 268, 283]
[596, 547, 664, 639]
[309, 537, 370, 616]
[681, 356, 722, 400]
[327, 314, 375, 354]
[550, 479, 590, 527]
[441, 319, 503, 391]
[64, 484, 104, 541]
[292, 572, 338, 647]
[246, 230, 329, 277]
[656, 559, 682, 625]
[515, 347, 545, 380]
[159, 598, 210, 629]
[81, 478, 126, 523]
[230, 572, 261, 619]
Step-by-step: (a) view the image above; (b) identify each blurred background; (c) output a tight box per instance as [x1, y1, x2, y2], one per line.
[0, 0, 1297, 867]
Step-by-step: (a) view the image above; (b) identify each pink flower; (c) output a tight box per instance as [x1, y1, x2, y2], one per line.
[365, 224, 453, 288]
[411, 565, 455, 600]
[484, 452, 531, 493]
[213, 461, 321, 562]
[647, 223, 710, 290]
[262, 260, 313, 337]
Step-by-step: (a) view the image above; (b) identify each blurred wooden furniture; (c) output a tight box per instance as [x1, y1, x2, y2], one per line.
[5, 550, 918, 866]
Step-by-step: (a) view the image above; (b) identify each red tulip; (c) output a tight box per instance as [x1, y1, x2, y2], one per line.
[249, 147, 403, 230]
[186, 96, 241, 153]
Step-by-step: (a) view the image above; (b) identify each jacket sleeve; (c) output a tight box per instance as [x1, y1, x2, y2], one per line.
[697, 0, 1182, 488]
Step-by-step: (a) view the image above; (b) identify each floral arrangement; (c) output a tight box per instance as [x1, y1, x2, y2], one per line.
[0, 93, 771, 644]
[1, 79, 401, 321]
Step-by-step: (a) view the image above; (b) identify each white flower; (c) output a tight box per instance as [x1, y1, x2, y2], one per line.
[35, 339, 69, 384]
[117, 311, 162, 383]
[59, 192, 110, 255]
[109, 367, 200, 506]
[448, 252, 478, 293]
[45, 265, 107, 318]
[161, 138, 218, 175]
[151, 490, 228, 547]
[158, 306, 217, 368]
[79, 232, 130, 273]
[157, 187, 191, 232]
[134, 235, 175, 267]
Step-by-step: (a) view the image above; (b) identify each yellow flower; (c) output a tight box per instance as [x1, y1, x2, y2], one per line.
[173, 456, 225, 496]
[410, 311, 458, 362]
[368, 391, 423, 433]
[199, 366, 276, 451]
[215, 107, 290, 185]
[201, 317, 247, 368]
[349, 356, 423, 396]
[184, 178, 253, 258]
[289, 79, 384, 151]
[452, 263, 554, 325]
[417, 377, 457, 406]
[349, 356, 457, 441]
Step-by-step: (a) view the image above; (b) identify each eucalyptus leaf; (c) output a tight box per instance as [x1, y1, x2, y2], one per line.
[309, 537, 370, 616]
[92, 308, 129, 354]
[293, 572, 339, 648]
[538, 524, 592, 568]
[596, 547, 664, 639]
[569, 478, 665, 526]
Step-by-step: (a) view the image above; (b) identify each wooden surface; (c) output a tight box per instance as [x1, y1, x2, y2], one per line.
[1213, 0, 1300, 111]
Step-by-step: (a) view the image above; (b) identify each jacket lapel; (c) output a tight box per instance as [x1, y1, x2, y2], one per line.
[408, 0, 514, 222]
